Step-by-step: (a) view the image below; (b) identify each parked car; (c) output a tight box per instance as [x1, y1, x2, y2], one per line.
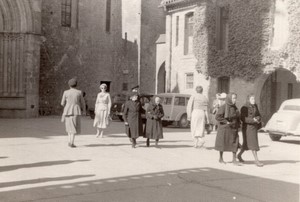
[157, 93, 191, 128]
[263, 99, 300, 141]
[110, 93, 153, 122]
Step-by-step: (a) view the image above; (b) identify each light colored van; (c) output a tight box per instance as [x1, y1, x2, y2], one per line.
[157, 93, 191, 128]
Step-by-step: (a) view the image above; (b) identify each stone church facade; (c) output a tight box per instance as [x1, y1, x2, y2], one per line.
[158, 0, 300, 123]
[0, 0, 42, 118]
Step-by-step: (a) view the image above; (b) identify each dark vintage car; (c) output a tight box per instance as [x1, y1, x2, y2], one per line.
[90, 93, 153, 122]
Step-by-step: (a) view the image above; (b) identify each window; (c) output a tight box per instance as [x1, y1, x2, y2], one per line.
[216, 7, 229, 50]
[106, 0, 111, 32]
[61, 0, 72, 27]
[122, 83, 128, 91]
[184, 12, 194, 55]
[288, 83, 293, 99]
[217, 76, 230, 93]
[175, 16, 179, 46]
[162, 97, 172, 105]
[174, 97, 186, 106]
[185, 73, 194, 89]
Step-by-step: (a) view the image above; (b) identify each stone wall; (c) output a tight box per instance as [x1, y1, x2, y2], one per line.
[40, 0, 138, 115]
[140, 0, 166, 94]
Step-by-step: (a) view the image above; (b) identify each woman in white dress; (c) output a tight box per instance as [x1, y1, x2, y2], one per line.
[93, 83, 112, 138]
[187, 86, 209, 148]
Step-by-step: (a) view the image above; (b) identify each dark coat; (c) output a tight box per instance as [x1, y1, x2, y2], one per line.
[145, 102, 164, 140]
[240, 104, 261, 151]
[123, 100, 143, 139]
[215, 104, 240, 152]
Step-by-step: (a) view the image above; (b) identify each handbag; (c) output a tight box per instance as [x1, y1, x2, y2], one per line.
[106, 115, 112, 126]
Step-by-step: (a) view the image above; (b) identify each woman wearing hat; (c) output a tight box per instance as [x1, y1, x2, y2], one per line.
[123, 92, 143, 148]
[93, 83, 112, 138]
[61, 78, 86, 148]
[215, 93, 241, 165]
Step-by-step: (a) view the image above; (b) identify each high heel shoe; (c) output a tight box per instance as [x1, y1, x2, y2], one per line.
[237, 155, 245, 163]
[255, 161, 264, 167]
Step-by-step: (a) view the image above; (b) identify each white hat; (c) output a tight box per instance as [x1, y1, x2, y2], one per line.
[219, 93, 227, 99]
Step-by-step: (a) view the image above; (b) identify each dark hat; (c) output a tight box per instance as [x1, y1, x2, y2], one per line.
[68, 78, 77, 87]
[131, 85, 139, 91]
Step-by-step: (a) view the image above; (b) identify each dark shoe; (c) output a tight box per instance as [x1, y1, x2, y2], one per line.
[71, 144, 76, 148]
[255, 161, 264, 167]
[237, 155, 245, 163]
[219, 159, 226, 164]
[146, 139, 150, 147]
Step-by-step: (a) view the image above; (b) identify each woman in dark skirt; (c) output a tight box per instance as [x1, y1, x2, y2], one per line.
[215, 93, 241, 165]
[123, 92, 143, 148]
[145, 96, 164, 147]
[237, 94, 263, 167]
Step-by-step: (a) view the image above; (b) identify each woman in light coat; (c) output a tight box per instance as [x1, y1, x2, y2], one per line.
[61, 78, 86, 147]
[187, 86, 209, 148]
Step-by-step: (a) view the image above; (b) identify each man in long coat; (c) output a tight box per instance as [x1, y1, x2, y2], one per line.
[123, 92, 143, 148]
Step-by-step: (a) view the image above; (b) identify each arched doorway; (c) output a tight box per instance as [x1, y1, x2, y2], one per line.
[157, 62, 166, 93]
[260, 68, 300, 123]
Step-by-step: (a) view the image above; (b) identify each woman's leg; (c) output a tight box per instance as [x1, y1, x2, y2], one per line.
[132, 138, 136, 148]
[96, 128, 100, 137]
[146, 138, 150, 147]
[68, 133, 72, 146]
[194, 137, 199, 148]
[100, 129, 104, 138]
[252, 150, 263, 167]
[232, 152, 241, 166]
[237, 148, 245, 162]
[219, 151, 225, 164]
[70, 133, 76, 147]
[198, 137, 205, 148]
[155, 139, 159, 146]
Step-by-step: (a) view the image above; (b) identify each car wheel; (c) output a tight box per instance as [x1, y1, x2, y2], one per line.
[162, 121, 169, 127]
[118, 115, 124, 122]
[269, 133, 281, 141]
[178, 114, 189, 128]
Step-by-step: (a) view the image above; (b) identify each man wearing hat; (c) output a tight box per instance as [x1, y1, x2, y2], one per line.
[123, 91, 143, 148]
[61, 78, 86, 147]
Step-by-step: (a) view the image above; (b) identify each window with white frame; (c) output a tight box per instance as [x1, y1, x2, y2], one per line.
[185, 73, 194, 89]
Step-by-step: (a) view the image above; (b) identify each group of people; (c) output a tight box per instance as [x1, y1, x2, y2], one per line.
[60, 78, 165, 149]
[61, 78, 263, 167]
[187, 86, 263, 167]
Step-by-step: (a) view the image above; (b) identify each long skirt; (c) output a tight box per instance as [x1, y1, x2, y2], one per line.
[191, 109, 205, 138]
[93, 109, 109, 129]
[65, 115, 81, 134]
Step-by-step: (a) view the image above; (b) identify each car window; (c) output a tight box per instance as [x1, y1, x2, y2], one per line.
[162, 97, 172, 105]
[282, 105, 300, 111]
[174, 97, 185, 106]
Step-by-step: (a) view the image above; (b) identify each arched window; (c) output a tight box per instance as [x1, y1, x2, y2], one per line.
[184, 12, 194, 55]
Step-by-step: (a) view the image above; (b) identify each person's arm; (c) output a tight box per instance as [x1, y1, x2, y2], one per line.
[241, 106, 255, 124]
[61, 91, 66, 107]
[215, 105, 228, 124]
[123, 101, 129, 124]
[94, 94, 99, 111]
[157, 105, 164, 119]
[80, 91, 86, 115]
[186, 96, 193, 120]
[107, 94, 112, 116]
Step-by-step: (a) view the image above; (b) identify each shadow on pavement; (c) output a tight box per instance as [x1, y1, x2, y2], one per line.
[0, 167, 298, 202]
[241, 160, 300, 166]
[279, 140, 300, 145]
[0, 160, 90, 172]
[0, 175, 95, 189]
[0, 157, 8, 159]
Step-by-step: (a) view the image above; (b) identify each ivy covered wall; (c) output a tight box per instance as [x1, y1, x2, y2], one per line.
[193, 0, 300, 81]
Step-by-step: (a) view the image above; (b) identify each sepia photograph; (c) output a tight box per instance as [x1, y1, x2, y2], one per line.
[0, 0, 299, 201]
